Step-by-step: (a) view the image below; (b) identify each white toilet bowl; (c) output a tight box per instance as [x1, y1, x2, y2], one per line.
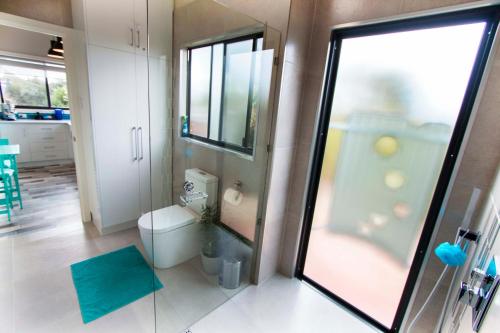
[138, 204, 201, 269]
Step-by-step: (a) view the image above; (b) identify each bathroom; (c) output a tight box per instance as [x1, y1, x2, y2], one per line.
[1, 0, 500, 333]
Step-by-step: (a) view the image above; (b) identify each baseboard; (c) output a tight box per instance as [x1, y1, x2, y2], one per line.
[100, 219, 137, 235]
[19, 159, 75, 168]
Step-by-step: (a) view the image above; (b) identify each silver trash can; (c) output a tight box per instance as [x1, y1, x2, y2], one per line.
[219, 258, 242, 289]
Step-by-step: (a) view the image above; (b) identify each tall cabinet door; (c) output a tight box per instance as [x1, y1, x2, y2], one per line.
[88, 45, 141, 227]
[133, 0, 148, 55]
[85, 0, 135, 52]
[136, 54, 151, 215]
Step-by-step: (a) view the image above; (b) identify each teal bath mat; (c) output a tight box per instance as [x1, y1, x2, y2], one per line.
[71, 245, 163, 323]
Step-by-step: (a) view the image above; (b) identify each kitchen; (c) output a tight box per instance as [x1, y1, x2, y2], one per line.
[0, 24, 79, 234]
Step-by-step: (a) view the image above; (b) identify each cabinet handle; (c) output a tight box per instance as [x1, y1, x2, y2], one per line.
[131, 127, 137, 161]
[129, 27, 134, 47]
[136, 29, 140, 48]
[138, 127, 144, 160]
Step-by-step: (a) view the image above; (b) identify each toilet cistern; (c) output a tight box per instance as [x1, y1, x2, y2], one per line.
[180, 180, 208, 205]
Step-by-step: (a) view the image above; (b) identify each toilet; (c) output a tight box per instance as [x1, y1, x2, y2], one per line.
[138, 168, 218, 269]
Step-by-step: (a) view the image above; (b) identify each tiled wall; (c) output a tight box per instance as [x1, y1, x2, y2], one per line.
[253, 0, 316, 284]
[277, 0, 500, 331]
[170, 0, 292, 283]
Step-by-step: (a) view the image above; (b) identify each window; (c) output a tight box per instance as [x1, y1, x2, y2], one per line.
[0, 59, 69, 109]
[186, 33, 263, 155]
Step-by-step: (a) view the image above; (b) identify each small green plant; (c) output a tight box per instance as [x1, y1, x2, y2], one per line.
[200, 205, 221, 258]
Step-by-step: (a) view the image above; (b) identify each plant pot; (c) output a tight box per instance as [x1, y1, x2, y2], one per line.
[201, 251, 221, 275]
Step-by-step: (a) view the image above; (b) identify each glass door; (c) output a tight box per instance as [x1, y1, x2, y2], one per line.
[297, 6, 499, 332]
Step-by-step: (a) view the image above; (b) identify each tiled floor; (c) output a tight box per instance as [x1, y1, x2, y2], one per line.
[189, 275, 378, 333]
[0, 165, 248, 333]
[1, 164, 379, 333]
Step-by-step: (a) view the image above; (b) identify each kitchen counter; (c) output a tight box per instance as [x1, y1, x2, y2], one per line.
[0, 119, 71, 125]
[0, 120, 74, 163]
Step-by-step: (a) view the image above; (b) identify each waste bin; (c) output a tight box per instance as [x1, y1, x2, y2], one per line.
[219, 257, 242, 289]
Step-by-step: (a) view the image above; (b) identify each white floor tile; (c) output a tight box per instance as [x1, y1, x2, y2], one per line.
[190, 275, 379, 333]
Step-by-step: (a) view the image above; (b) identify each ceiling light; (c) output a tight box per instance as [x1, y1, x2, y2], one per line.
[48, 37, 64, 59]
[53, 37, 64, 53]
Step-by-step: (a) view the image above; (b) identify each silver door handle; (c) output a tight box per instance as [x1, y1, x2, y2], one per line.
[131, 127, 137, 161]
[136, 29, 140, 48]
[138, 127, 143, 160]
[129, 28, 134, 47]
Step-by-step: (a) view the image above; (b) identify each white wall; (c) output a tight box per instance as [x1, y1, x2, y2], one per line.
[0, 25, 55, 60]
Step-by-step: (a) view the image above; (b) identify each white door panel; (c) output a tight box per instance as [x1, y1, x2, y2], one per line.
[134, 0, 148, 55]
[88, 45, 140, 227]
[85, 0, 135, 52]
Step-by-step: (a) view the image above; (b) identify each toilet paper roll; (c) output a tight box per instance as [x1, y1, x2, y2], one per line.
[223, 188, 243, 206]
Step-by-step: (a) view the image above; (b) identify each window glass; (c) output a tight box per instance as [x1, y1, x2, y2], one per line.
[1, 65, 48, 107]
[302, 22, 486, 328]
[189, 46, 212, 137]
[209, 44, 223, 141]
[186, 35, 264, 153]
[221, 40, 254, 147]
[47, 71, 69, 108]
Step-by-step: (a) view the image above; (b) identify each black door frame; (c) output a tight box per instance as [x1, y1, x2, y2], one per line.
[295, 5, 500, 333]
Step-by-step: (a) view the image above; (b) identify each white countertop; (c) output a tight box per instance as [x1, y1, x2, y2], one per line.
[0, 119, 71, 125]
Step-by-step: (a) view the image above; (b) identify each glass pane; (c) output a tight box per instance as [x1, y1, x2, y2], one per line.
[209, 43, 223, 140]
[303, 22, 486, 327]
[221, 40, 254, 147]
[0, 65, 48, 107]
[47, 71, 69, 108]
[189, 46, 211, 137]
[257, 37, 263, 51]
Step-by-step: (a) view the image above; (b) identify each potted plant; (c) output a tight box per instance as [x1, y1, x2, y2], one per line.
[200, 204, 222, 275]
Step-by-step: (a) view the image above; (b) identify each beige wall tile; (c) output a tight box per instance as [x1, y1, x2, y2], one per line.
[284, 0, 316, 67]
[401, 0, 474, 12]
[274, 61, 305, 149]
[265, 146, 296, 221]
[278, 211, 302, 276]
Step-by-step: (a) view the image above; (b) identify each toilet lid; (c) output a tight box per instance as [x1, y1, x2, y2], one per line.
[138, 205, 197, 233]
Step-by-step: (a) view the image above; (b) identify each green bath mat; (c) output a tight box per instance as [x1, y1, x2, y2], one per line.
[71, 245, 163, 324]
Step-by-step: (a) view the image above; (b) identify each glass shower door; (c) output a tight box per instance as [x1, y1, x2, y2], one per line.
[145, 1, 278, 332]
[297, 8, 498, 332]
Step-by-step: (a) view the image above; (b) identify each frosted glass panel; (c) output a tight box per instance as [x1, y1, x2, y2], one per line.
[221, 40, 253, 147]
[303, 22, 486, 328]
[189, 46, 211, 137]
[209, 44, 224, 140]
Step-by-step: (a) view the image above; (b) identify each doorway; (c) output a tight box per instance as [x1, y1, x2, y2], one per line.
[296, 5, 500, 333]
[0, 25, 82, 235]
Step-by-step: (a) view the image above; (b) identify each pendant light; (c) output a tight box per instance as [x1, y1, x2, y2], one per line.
[48, 37, 64, 59]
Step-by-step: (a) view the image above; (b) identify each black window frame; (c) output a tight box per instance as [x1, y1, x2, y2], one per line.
[295, 5, 500, 333]
[0, 61, 70, 110]
[186, 32, 264, 155]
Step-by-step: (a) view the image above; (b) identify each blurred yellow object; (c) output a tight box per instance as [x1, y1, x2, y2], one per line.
[385, 170, 405, 189]
[374, 136, 399, 157]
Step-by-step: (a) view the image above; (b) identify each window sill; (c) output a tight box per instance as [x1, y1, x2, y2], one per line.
[179, 135, 255, 162]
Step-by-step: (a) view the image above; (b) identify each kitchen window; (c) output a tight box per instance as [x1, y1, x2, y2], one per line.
[0, 58, 69, 109]
[186, 33, 263, 155]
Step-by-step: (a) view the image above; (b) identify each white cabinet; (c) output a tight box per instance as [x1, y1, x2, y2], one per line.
[84, 0, 147, 54]
[88, 45, 144, 228]
[83, 0, 152, 231]
[0, 124, 30, 162]
[0, 122, 74, 163]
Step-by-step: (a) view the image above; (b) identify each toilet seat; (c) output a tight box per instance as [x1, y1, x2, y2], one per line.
[138, 204, 197, 234]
